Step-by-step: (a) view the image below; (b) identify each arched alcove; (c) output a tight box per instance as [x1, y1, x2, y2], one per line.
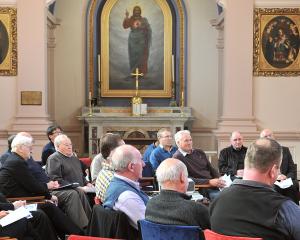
[86, 0, 188, 107]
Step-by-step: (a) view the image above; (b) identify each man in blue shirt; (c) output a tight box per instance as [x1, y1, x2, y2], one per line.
[142, 140, 158, 177]
[150, 128, 177, 171]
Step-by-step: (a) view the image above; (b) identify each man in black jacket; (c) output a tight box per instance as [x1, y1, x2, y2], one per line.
[210, 138, 300, 239]
[260, 128, 299, 204]
[0, 134, 82, 237]
[218, 131, 247, 179]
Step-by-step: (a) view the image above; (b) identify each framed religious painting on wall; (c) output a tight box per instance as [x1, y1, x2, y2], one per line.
[253, 8, 300, 76]
[0, 7, 17, 76]
[100, 0, 172, 97]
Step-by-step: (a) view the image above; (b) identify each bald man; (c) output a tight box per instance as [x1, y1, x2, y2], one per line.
[103, 144, 148, 229]
[146, 158, 210, 233]
[260, 129, 299, 204]
[218, 131, 247, 179]
[210, 138, 300, 239]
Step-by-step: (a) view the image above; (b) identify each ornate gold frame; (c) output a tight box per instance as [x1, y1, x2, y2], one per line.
[100, 0, 172, 97]
[253, 8, 300, 76]
[0, 7, 17, 76]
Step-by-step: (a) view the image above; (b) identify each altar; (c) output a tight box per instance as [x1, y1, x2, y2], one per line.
[78, 106, 194, 156]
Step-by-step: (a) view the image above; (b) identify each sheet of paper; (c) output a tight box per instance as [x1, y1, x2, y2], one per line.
[25, 204, 37, 212]
[0, 206, 32, 227]
[220, 174, 232, 188]
[274, 178, 293, 189]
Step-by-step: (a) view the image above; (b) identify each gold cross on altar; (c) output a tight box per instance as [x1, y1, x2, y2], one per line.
[131, 68, 144, 90]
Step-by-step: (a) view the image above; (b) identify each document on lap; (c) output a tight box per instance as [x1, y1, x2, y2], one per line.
[0, 206, 32, 227]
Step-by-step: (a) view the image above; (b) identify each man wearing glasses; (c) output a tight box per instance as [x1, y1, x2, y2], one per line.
[149, 128, 177, 171]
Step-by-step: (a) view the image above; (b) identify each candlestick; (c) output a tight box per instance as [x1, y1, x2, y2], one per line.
[172, 54, 175, 83]
[181, 91, 184, 107]
[98, 54, 101, 83]
[89, 91, 92, 100]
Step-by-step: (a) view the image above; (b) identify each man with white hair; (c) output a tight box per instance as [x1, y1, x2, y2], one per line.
[16, 132, 89, 230]
[173, 130, 225, 200]
[103, 144, 148, 229]
[218, 131, 247, 178]
[0, 134, 82, 238]
[260, 129, 299, 204]
[145, 158, 210, 231]
[46, 134, 92, 226]
[210, 138, 300, 239]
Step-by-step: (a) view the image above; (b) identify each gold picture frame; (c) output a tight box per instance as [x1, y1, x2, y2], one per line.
[100, 0, 172, 97]
[0, 7, 17, 76]
[253, 8, 300, 76]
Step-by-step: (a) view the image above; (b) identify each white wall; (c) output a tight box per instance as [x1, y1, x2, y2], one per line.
[185, 0, 219, 130]
[53, 0, 87, 127]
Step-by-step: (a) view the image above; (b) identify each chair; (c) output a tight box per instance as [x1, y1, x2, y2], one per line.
[7, 196, 46, 204]
[138, 219, 202, 240]
[67, 235, 120, 240]
[139, 177, 158, 191]
[87, 205, 138, 240]
[204, 229, 262, 240]
[79, 157, 92, 182]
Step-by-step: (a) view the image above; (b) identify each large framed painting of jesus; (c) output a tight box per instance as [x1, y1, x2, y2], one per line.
[101, 0, 172, 97]
[0, 7, 17, 76]
[253, 8, 300, 76]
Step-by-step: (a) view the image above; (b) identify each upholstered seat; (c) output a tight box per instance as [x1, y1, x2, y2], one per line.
[204, 229, 262, 240]
[138, 219, 202, 240]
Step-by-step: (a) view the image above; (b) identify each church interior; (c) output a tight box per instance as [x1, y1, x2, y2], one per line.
[0, 0, 300, 239]
[1, 0, 299, 172]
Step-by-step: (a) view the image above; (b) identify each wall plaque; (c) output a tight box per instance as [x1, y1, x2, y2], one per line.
[21, 91, 42, 105]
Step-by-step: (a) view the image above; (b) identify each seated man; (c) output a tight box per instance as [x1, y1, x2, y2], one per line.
[210, 137, 300, 239]
[0, 192, 58, 240]
[146, 158, 210, 231]
[41, 125, 63, 166]
[95, 133, 124, 203]
[150, 128, 177, 171]
[260, 128, 299, 204]
[103, 144, 149, 229]
[0, 134, 15, 167]
[142, 140, 158, 177]
[46, 134, 92, 221]
[173, 130, 225, 200]
[0, 135, 82, 237]
[17, 131, 90, 230]
[218, 131, 247, 179]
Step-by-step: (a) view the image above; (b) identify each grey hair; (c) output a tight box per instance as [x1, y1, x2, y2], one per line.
[156, 159, 188, 184]
[11, 135, 33, 152]
[111, 145, 139, 171]
[245, 138, 282, 173]
[54, 134, 70, 150]
[174, 130, 191, 145]
[157, 128, 171, 139]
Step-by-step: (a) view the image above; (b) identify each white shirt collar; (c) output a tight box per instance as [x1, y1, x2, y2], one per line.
[178, 148, 189, 157]
[114, 173, 140, 189]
